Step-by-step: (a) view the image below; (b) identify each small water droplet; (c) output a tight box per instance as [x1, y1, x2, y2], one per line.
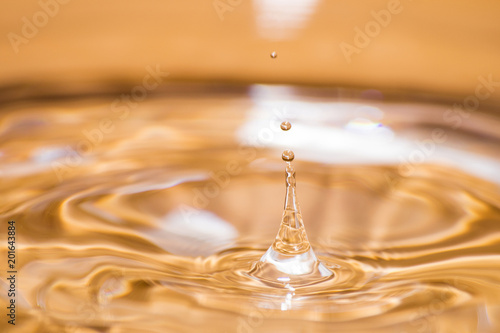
[282, 149, 295, 162]
[280, 121, 291, 131]
[270, 52, 277, 59]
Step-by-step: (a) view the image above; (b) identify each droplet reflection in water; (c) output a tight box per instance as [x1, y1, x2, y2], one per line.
[270, 51, 277, 59]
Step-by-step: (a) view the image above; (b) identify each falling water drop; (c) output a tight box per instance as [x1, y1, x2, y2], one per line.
[270, 51, 277, 59]
[280, 121, 291, 131]
[282, 149, 295, 162]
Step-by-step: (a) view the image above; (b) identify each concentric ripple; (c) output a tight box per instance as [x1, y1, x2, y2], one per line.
[6, 164, 500, 333]
[1, 94, 500, 333]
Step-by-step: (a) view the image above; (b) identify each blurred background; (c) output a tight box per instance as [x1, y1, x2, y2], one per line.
[1, 0, 500, 102]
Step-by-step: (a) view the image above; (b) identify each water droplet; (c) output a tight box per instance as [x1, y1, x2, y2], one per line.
[282, 149, 295, 162]
[280, 121, 291, 131]
[270, 52, 277, 59]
